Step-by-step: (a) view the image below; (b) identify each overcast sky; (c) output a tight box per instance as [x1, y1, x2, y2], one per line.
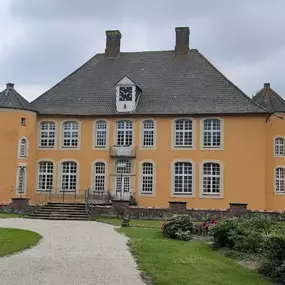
[0, 0, 284, 102]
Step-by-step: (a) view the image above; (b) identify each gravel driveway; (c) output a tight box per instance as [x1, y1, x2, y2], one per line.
[0, 218, 145, 285]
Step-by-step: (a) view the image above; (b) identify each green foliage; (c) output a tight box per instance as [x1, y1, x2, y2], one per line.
[163, 215, 195, 241]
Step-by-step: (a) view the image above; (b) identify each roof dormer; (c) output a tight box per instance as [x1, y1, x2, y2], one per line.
[115, 76, 142, 113]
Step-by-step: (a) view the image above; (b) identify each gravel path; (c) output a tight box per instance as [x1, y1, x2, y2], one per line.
[0, 218, 145, 285]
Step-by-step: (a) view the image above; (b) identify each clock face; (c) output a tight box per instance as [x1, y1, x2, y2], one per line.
[119, 87, 132, 101]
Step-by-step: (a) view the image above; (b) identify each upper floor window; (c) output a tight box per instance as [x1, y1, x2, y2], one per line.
[62, 121, 79, 148]
[18, 138, 28, 159]
[275, 137, 285, 156]
[142, 120, 154, 148]
[275, 167, 285, 194]
[173, 162, 193, 195]
[37, 161, 54, 192]
[40, 121, 56, 148]
[174, 119, 193, 147]
[141, 162, 154, 194]
[116, 120, 133, 146]
[17, 166, 26, 194]
[202, 162, 221, 196]
[93, 162, 106, 193]
[95, 120, 107, 148]
[202, 119, 221, 148]
[60, 161, 78, 192]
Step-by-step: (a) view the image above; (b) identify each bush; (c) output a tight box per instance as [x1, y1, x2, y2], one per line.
[259, 232, 285, 284]
[162, 215, 195, 241]
[211, 215, 274, 253]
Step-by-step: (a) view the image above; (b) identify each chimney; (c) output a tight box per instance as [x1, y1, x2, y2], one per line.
[6, 83, 14, 89]
[105, 30, 121, 57]
[264, 83, 270, 88]
[175, 27, 190, 55]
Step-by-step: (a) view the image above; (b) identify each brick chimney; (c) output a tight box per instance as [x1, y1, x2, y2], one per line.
[105, 30, 121, 57]
[6, 83, 14, 89]
[264, 83, 270, 88]
[175, 27, 190, 55]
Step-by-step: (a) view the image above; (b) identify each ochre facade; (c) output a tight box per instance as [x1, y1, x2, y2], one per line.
[2, 110, 285, 211]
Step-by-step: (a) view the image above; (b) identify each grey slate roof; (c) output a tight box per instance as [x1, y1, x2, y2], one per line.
[31, 49, 267, 116]
[0, 85, 34, 111]
[252, 84, 285, 112]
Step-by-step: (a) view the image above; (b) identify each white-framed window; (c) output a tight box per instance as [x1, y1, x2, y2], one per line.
[202, 162, 221, 195]
[202, 118, 222, 148]
[174, 119, 193, 147]
[18, 137, 28, 158]
[37, 161, 54, 192]
[62, 121, 79, 148]
[141, 162, 154, 194]
[95, 120, 107, 148]
[39, 121, 56, 148]
[16, 166, 26, 194]
[173, 161, 193, 194]
[115, 159, 132, 194]
[275, 167, 285, 193]
[60, 161, 78, 192]
[142, 120, 155, 148]
[93, 162, 106, 193]
[275, 137, 285, 156]
[116, 120, 133, 146]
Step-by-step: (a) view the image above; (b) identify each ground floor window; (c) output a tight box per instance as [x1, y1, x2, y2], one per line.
[275, 167, 285, 193]
[37, 161, 54, 191]
[93, 162, 106, 193]
[61, 161, 78, 192]
[17, 166, 26, 194]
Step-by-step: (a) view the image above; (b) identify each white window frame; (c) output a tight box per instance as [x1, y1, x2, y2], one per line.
[200, 118, 224, 150]
[60, 120, 81, 149]
[274, 166, 285, 195]
[115, 120, 134, 146]
[93, 120, 108, 149]
[171, 118, 196, 150]
[91, 160, 108, 193]
[140, 119, 156, 149]
[170, 159, 195, 197]
[139, 160, 156, 196]
[36, 160, 55, 192]
[16, 164, 27, 195]
[58, 159, 79, 193]
[274, 136, 285, 157]
[38, 121, 57, 149]
[18, 137, 28, 159]
[199, 160, 224, 198]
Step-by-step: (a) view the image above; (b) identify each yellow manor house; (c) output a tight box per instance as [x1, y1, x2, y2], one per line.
[1, 27, 285, 211]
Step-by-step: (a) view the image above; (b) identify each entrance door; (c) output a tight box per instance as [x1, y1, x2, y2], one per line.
[115, 160, 131, 200]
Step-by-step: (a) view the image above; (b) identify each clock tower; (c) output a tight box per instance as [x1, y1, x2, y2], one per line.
[115, 76, 141, 112]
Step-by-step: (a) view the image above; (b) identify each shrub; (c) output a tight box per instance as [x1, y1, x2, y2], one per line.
[162, 215, 195, 241]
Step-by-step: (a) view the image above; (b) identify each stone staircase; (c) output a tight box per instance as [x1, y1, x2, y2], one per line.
[28, 202, 90, 220]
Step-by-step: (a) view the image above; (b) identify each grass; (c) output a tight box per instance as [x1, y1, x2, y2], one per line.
[0, 228, 42, 257]
[96, 217, 162, 228]
[0, 213, 21, 219]
[117, 227, 273, 285]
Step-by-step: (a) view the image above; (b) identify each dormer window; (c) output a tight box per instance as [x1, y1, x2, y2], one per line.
[115, 76, 142, 112]
[119, 87, 133, 101]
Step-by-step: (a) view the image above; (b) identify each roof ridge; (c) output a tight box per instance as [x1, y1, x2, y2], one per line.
[269, 88, 285, 107]
[196, 51, 268, 113]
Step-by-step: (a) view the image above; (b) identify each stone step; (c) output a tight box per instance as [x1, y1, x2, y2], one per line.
[36, 209, 87, 213]
[28, 216, 91, 221]
[47, 202, 85, 206]
[29, 213, 89, 218]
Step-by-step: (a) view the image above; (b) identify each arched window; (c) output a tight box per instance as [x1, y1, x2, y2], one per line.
[18, 138, 28, 158]
[39, 121, 56, 148]
[275, 167, 285, 193]
[141, 162, 154, 194]
[142, 120, 154, 147]
[95, 121, 107, 147]
[116, 121, 133, 146]
[174, 119, 193, 147]
[61, 161, 78, 192]
[115, 160, 131, 198]
[275, 137, 285, 156]
[17, 166, 26, 194]
[203, 119, 221, 148]
[202, 162, 221, 195]
[173, 162, 193, 194]
[37, 161, 54, 191]
[94, 162, 106, 193]
[62, 121, 79, 148]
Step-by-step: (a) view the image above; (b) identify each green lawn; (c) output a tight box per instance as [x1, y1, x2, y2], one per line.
[96, 217, 162, 228]
[0, 228, 41, 257]
[118, 227, 273, 285]
[0, 213, 21, 219]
